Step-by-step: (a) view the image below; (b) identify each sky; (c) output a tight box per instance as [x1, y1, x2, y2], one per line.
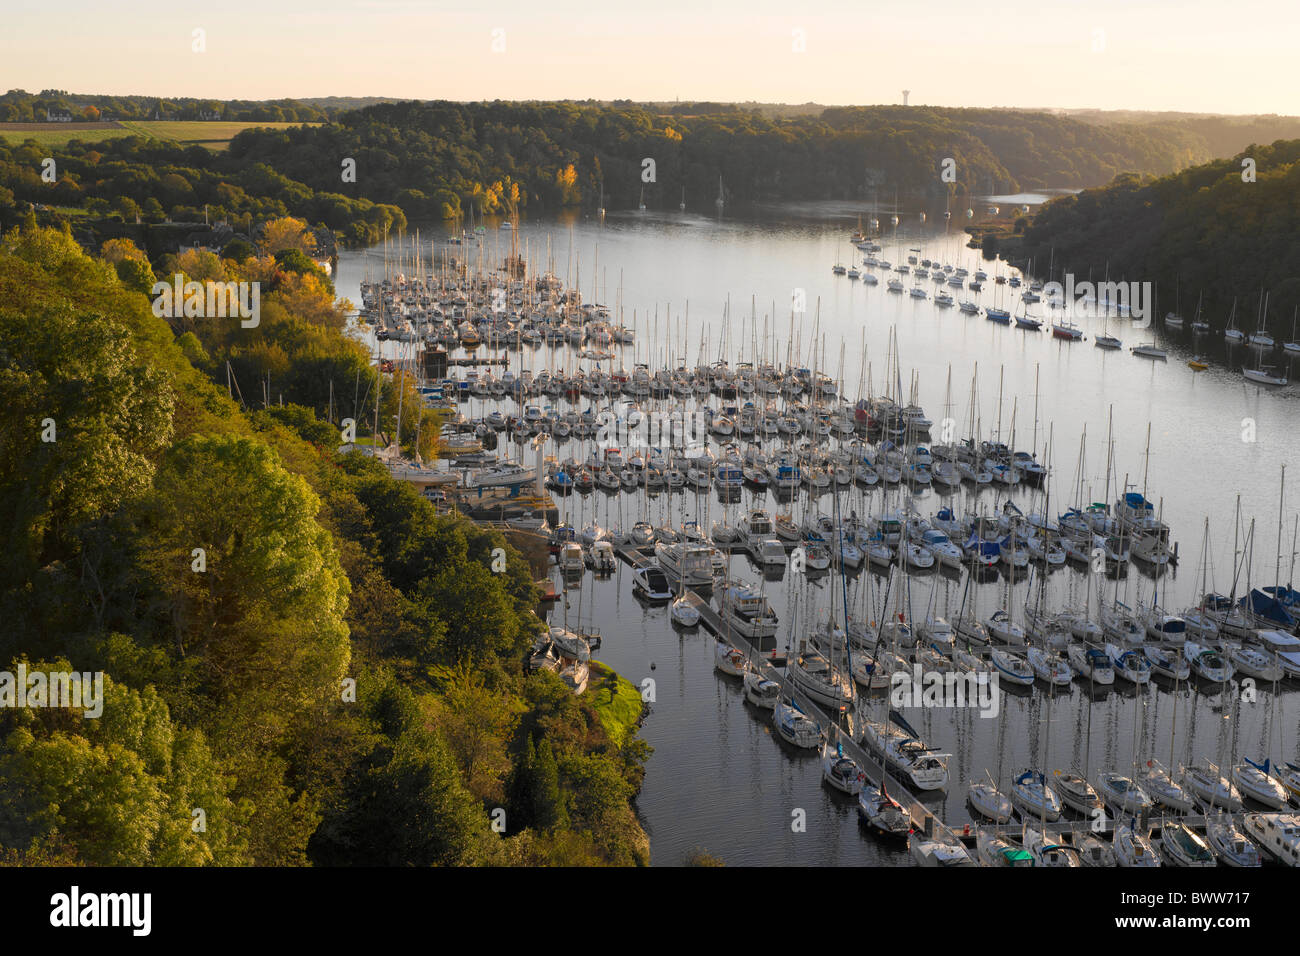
[4, 0, 1297, 114]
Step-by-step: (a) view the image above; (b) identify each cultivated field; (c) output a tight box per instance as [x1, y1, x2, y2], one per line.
[0, 120, 312, 150]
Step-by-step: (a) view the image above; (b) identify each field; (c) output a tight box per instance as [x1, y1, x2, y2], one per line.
[0, 120, 313, 151]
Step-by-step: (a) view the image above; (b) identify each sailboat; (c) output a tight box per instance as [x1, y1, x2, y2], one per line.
[772, 694, 821, 748]
[821, 732, 866, 795]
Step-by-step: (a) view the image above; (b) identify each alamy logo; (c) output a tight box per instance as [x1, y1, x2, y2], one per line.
[151, 274, 260, 328]
[890, 664, 1000, 718]
[0, 664, 103, 718]
[50, 886, 151, 936]
[1041, 274, 1153, 328]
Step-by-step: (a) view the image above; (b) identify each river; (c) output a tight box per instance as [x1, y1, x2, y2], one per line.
[334, 202, 1300, 866]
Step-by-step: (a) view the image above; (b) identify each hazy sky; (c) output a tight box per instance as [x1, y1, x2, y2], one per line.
[5, 0, 1295, 114]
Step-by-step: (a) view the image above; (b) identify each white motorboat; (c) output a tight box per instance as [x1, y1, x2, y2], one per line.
[1242, 812, 1300, 866]
[1181, 761, 1243, 811]
[632, 564, 673, 602]
[1205, 812, 1263, 867]
[773, 696, 821, 749]
[717, 583, 779, 639]
[1010, 769, 1062, 822]
[586, 539, 617, 573]
[1159, 821, 1216, 867]
[1233, 758, 1291, 809]
[751, 536, 788, 568]
[1256, 629, 1300, 678]
[655, 541, 714, 587]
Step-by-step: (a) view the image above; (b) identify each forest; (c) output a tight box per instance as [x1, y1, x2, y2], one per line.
[3, 98, 1282, 253]
[0, 218, 651, 866]
[1013, 138, 1300, 334]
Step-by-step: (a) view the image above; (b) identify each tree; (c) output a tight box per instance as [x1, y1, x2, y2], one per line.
[529, 737, 568, 831]
[259, 216, 316, 255]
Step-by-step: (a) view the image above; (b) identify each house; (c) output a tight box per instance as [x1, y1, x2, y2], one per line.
[199, 109, 221, 121]
[45, 108, 73, 123]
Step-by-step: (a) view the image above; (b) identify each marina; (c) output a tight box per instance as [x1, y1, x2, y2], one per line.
[335, 207, 1300, 867]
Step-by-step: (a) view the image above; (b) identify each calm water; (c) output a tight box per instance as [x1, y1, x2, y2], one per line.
[336, 203, 1300, 866]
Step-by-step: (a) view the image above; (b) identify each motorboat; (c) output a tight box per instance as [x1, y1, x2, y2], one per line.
[717, 583, 778, 639]
[632, 565, 673, 602]
[586, 539, 617, 573]
[1181, 761, 1243, 810]
[854, 782, 909, 839]
[655, 541, 714, 587]
[1159, 821, 1216, 867]
[1242, 812, 1300, 866]
[1205, 812, 1263, 867]
[1010, 769, 1062, 822]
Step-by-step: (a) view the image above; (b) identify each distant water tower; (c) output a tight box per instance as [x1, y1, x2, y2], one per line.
[902, 90, 910, 106]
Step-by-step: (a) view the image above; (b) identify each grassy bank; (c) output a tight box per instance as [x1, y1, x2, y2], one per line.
[587, 661, 644, 748]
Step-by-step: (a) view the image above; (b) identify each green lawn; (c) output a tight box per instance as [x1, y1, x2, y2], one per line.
[586, 661, 644, 747]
